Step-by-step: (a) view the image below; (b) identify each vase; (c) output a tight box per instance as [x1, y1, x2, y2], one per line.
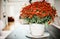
[29, 24, 45, 36]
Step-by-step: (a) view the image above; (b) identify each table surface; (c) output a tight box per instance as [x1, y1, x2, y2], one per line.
[0, 31, 12, 39]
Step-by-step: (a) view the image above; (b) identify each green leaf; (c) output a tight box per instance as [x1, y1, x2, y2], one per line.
[25, 17, 30, 23]
[24, 15, 52, 24]
[30, 18, 36, 23]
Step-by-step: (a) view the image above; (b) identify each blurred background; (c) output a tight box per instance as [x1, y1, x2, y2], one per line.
[0, 0, 60, 39]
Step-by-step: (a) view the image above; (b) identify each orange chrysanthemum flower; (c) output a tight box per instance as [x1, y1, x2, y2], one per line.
[20, 0, 57, 24]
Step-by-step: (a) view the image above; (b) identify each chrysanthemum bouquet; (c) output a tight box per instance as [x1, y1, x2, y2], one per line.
[20, 0, 57, 24]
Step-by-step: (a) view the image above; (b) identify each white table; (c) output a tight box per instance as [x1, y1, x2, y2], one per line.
[0, 31, 12, 39]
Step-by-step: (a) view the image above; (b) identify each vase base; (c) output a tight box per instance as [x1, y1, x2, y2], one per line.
[31, 34, 44, 37]
[26, 32, 50, 38]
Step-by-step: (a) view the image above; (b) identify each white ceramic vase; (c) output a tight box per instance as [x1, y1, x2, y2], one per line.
[30, 24, 45, 36]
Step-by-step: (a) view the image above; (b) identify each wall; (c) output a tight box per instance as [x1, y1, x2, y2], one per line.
[6, 0, 30, 21]
[55, 0, 60, 16]
[0, 0, 1, 19]
[0, 0, 8, 26]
